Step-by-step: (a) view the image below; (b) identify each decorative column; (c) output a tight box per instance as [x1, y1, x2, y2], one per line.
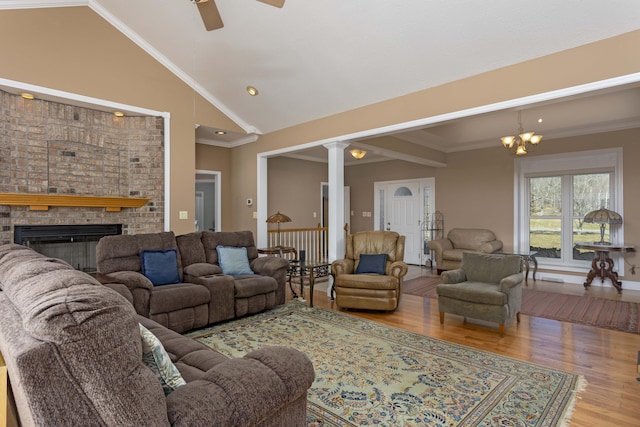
[323, 141, 349, 263]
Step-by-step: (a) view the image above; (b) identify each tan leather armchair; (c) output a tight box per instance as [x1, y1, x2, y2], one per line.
[428, 228, 503, 274]
[331, 231, 408, 311]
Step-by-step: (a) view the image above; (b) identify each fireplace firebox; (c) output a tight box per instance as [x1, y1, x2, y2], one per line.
[14, 224, 122, 272]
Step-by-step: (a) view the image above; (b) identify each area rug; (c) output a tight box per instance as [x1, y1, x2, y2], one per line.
[186, 300, 585, 426]
[521, 289, 640, 333]
[402, 276, 640, 334]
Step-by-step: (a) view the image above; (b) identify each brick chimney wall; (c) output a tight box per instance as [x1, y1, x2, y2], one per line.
[0, 90, 165, 244]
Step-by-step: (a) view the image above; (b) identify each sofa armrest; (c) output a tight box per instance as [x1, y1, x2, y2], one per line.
[499, 272, 524, 293]
[389, 261, 408, 279]
[183, 263, 223, 277]
[441, 268, 467, 284]
[250, 256, 289, 277]
[331, 259, 354, 277]
[106, 271, 153, 291]
[166, 346, 314, 426]
[427, 238, 453, 266]
[104, 271, 153, 316]
[101, 282, 134, 305]
[476, 240, 503, 254]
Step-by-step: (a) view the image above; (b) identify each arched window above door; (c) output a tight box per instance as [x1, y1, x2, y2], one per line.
[394, 186, 413, 197]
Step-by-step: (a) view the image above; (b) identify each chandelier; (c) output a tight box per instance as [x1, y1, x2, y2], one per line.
[500, 111, 543, 155]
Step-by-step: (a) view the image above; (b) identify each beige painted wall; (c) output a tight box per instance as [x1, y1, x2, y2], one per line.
[265, 157, 436, 233]
[266, 129, 640, 279]
[230, 30, 640, 233]
[435, 129, 640, 278]
[195, 144, 234, 231]
[345, 160, 437, 232]
[267, 157, 328, 229]
[3, 7, 640, 280]
[0, 7, 243, 235]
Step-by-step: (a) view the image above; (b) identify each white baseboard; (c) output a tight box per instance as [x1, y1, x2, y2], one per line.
[536, 272, 640, 292]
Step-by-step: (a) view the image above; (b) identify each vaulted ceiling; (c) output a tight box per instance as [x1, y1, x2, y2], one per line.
[6, 1, 640, 162]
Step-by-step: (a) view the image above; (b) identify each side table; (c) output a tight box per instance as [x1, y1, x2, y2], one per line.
[288, 260, 330, 307]
[497, 251, 538, 284]
[575, 242, 635, 293]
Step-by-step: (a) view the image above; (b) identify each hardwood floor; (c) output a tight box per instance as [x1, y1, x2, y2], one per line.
[293, 270, 640, 427]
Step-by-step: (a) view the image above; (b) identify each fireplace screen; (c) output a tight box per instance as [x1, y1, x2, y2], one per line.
[14, 224, 122, 272]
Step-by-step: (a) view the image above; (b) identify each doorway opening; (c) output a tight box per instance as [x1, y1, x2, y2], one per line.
[195, 170, 221, 232]
[374, 178, 435, 265]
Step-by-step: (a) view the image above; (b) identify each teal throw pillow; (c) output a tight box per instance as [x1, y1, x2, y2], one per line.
[355, 254, 388, 274]
[216, 245, 254, 276]
[141, 249, 181, 286]
[139, 323, 186, 395]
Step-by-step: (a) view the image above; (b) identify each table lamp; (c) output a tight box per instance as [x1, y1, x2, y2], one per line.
[583, 207, 622, 244]
[266, 211, 291, 247]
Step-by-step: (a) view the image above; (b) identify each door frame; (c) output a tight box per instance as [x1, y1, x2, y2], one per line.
[373, 177, 435, 264]
[195, 169, 222, 232]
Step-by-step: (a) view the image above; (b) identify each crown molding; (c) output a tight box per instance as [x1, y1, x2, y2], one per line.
[196, 134, 259, 148]
[0, 0, 84, 8]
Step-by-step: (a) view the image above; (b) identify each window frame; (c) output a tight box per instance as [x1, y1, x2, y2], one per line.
[515, 148, 623, 273]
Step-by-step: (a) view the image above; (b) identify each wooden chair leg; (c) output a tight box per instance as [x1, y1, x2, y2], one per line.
[499, 323, 505, 337]
[439, 312, 444, 324]
[516, 312, 521, 323]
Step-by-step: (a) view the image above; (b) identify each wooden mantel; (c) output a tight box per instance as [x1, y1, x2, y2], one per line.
[0, 193, 150, 212]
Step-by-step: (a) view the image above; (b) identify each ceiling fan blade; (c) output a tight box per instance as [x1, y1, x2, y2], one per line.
[257, 0, 285, 8]
[197, 0, 224, 31]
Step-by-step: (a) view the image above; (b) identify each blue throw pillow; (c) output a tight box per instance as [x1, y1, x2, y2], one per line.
[216, 245, 254, 276]
[355, 253, 388, 275]
[141, 249, 181, 286]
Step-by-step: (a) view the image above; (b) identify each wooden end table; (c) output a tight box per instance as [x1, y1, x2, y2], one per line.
[575, 242, 635, 293]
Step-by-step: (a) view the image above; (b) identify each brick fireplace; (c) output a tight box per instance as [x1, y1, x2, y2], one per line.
[0, 89, 165, 266]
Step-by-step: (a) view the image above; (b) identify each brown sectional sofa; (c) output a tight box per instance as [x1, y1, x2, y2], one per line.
[96, 230, 289, 333]
[0, 243, 314, 426]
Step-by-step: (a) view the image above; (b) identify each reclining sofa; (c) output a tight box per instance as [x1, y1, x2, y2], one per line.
[96, 230, 289, 333]
[0, 243, 314, 426]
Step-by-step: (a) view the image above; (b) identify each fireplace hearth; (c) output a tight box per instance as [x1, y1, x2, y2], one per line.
[14, 224, 122, 272]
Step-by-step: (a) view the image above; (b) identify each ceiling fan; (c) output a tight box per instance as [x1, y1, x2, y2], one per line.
[193, 0, 285, 31]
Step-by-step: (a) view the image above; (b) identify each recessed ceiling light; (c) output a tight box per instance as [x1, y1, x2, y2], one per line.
[538, 118, 543, 123]
[114, 111, 124, 117]
[215, 131, 227, 135]
[246, 86, 259, 96]
[21, 93, 34, 100]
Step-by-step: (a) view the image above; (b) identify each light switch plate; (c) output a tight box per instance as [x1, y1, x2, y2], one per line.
[179, 211, 188, 219]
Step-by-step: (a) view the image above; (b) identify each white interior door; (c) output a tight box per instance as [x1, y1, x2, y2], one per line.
[195, 170, 221, 232]
[195, 191, 204, 231]
[375, 178, 434, 265]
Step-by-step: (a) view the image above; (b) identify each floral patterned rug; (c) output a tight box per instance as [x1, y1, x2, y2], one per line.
[186, 300, 586, 426]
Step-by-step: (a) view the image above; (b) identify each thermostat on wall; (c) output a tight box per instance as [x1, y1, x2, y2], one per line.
[246, 198, 253, 206]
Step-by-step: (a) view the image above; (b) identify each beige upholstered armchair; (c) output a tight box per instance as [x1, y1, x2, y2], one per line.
[428, 228, 503, 274]
[331, 231, 408, 311]
[437, 252, 524, 336]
